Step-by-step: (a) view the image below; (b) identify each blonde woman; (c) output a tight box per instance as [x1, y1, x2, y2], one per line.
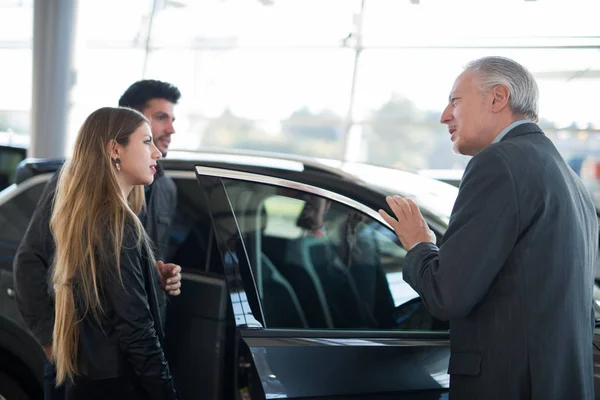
[51, 107, 177, 399]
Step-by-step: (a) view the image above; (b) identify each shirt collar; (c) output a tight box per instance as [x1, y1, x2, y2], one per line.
[493, 119, 530, 144]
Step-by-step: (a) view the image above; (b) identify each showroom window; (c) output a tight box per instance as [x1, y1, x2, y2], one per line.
[5, 0, 600, 187]
[0, 0, 33, 147]
[64, 0, 598, 170]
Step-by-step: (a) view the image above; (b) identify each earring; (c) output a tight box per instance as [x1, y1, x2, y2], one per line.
[115, 157, 121, 171]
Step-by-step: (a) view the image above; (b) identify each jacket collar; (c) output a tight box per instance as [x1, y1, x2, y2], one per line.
[155, 161, 165, 178]
[500, 122, 543, 142]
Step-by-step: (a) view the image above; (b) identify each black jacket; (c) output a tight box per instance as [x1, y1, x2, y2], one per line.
[141, 163, 177, 261]
[64, 223, 176, 399]
[14, 162, 176, 346]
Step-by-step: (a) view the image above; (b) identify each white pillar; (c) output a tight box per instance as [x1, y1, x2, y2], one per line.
[30, 0, 77, 158]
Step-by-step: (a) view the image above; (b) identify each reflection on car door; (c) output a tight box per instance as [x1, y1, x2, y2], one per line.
[195, 166, 450, 400]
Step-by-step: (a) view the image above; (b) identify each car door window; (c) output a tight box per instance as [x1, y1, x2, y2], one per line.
[167, 175, 217, 273]
[221, 178, 445, 331]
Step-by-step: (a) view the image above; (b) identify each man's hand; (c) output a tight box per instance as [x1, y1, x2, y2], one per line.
[157, 261, 182, 296]
[379, 195, 436, 250]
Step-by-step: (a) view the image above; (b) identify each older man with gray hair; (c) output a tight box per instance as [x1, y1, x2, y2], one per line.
[380, 56, 597, 399]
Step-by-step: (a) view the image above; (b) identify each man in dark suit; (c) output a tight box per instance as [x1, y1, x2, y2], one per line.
[379, 56, 597, 399]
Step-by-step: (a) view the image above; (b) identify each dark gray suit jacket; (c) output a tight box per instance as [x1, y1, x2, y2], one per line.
[403, 123, 598, 399]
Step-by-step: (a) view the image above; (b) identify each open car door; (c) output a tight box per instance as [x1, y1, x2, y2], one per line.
[194, 165, 450, 399]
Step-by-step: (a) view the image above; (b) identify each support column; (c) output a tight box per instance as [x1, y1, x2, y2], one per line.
[30, 0, 77, 158]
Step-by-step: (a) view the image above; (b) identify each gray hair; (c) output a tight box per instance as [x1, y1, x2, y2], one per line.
[465, 56, 539, 122]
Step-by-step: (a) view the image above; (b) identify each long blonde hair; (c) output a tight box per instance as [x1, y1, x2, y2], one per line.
[51, 107, 154, 384]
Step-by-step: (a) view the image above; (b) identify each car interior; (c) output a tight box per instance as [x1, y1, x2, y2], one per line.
[220, 177, 448, 332]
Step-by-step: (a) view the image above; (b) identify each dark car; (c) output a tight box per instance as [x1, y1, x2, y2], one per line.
[0, 148, 595, 400]
[0, 144, 26, 191]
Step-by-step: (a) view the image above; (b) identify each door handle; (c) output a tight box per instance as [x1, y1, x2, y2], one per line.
[6, 288, 15, 298]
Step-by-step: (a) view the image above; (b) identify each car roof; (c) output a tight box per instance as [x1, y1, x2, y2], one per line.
[13, 148, 456, 226]
[341, 162, 457, 221]
[167, 149, 457, 221]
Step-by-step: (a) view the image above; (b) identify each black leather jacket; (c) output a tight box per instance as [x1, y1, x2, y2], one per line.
[13, 163, 177, 398]
[71, 224, 176, 399]
[14, 161, 175, 346]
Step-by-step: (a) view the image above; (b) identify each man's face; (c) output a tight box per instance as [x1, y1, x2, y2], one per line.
[440, 69, 495, 156]
[141, 98, 176, 157]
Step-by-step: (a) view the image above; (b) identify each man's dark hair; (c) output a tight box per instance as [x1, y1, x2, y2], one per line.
[118, 80, 181, 111]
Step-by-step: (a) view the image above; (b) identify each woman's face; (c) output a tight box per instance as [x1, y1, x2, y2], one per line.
[116, 123, 162, 188]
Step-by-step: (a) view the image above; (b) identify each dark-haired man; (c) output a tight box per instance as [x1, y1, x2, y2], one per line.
[119, 79, 179, 158]
[119, 79, 180, 260]
[14, 80, 183, 399]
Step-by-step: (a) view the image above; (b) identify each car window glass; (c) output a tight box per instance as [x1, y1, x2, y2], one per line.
[263, 196, 304, 239]
[221, 178, 447, 331]
[0, 181, 46, 271]
[168, 176, 216, 274]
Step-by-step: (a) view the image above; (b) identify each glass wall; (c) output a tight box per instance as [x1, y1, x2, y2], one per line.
[2, 0, 599, 176]
[0, 0, 33, 147]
